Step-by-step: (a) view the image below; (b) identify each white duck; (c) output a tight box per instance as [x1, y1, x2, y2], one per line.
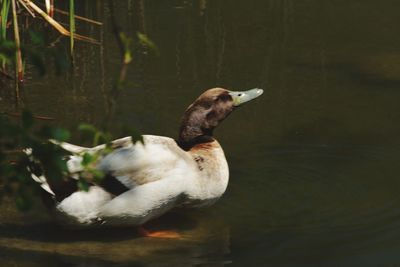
[30, 87, 263, 237]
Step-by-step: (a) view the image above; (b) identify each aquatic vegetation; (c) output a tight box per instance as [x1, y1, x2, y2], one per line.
[0, 0, 99, 83]
[0, 1, 157, 210]
[0, 111, 120, 210]
[0, 104, 146, 211]
[0, 111, 69, 210]
[0, 0, 10, 70]
[0, 1, 156, 105]
[69, 0, 75, 59]
[11, 0, 22, 84]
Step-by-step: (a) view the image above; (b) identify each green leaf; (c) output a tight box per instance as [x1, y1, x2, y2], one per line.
[0, 53, 10, 63]
[137, 32, 159, 56]
[78, 123, 97, 134]
[0, 40, 16, 50]
[119, 125, 143, 144]
[91, 169, 104, 183]
[52, 127, 70, 142]
[77, 179, 89, 192]
[131, 132, 143, 144]
[102, 144, 113, 155]
[81, 152, 94, 166]
[119, 32, 132, 64]
[93, 131, 111, 146]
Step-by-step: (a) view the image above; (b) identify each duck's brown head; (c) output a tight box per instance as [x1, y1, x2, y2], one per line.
[178, 87, 263, 150]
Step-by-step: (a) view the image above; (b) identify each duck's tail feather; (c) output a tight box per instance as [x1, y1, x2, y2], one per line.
[31, 172, 55, 196]
[49, 139, 91, 154]
[25, 147, 79, 202]
[24, 148, 55, 196]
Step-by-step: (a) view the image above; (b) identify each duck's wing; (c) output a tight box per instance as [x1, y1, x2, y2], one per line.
[99, 174, 189, 225]
[28, 135, 197, 225]
[32, 135, 196, 204]
[56, 135, 195, 190]
[96, 135, 195, 188]
[96, 135, 198, 225]
[51, 136, 133, 155]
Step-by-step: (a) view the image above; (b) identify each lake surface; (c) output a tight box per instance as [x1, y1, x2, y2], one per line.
[1, 1, 400, 266]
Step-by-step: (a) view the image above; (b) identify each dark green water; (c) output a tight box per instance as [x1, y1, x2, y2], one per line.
[1, 1, 400, 266]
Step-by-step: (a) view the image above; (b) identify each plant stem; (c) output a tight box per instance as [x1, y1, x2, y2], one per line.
[44, 0, 55, 17]
[1, 0, 10, 70]
[11, 0, 23, 84]
[36, 2, 102, 25]
[45, 0, 50, 14]
[22, 0, 99, 44]
[69, 0, 75, 60]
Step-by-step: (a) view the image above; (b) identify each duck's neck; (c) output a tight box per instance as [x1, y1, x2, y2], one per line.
[178, 134, 215, 151]
[178, 118, 215, 151]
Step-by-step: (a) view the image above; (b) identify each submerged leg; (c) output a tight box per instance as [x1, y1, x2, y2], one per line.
[137, 226, 181, 239]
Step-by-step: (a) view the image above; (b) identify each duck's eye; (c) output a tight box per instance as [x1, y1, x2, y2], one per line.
[238, 93, 242, 97]
[217, 94, 231, 102]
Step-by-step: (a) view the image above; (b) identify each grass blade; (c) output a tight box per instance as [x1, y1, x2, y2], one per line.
[20, 0, 100, 44]
[69, 0, 75, 58]
[37, 2, 102, 25]
[49, 0, 54, 17]
[11, 0, 23, 82]
[44, 0, 54, 16]
[45, 0, 50, 14]
[11, 0, 22, 105]
[1, 0, 11, 70]
[1, 0, 10, 41]
[17, 0, 35, 17]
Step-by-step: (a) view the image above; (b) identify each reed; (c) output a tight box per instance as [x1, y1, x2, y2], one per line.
[45, 0, 50, 14]
[42, 5, 102, 25]
[1, 0, 100, 79]
[69, 0, 75, 58]
[0, 0, 10, 41]
[11, 0, 23, 84]
[44, 0, 55, 17]
[22, 0, 99, 44]
[0, 0, 10, 70]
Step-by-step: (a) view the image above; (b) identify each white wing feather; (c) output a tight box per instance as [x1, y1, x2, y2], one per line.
[32, 135, 205, 225]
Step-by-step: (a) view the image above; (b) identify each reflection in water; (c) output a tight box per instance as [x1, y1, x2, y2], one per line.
[0, 210, 231, 266]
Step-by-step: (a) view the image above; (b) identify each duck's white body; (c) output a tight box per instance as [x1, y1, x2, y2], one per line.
[35, 135, 229, 226]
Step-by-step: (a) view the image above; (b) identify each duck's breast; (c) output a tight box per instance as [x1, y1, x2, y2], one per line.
[185, 140, 229, 206]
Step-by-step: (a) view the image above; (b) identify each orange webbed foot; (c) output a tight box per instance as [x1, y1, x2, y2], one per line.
[137, 226, 181, 239]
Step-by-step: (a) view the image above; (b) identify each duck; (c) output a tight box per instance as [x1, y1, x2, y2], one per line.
[29, 87, 263, 236]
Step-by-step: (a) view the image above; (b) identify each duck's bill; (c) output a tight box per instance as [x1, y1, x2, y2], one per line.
[229, 88, 264, 106]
